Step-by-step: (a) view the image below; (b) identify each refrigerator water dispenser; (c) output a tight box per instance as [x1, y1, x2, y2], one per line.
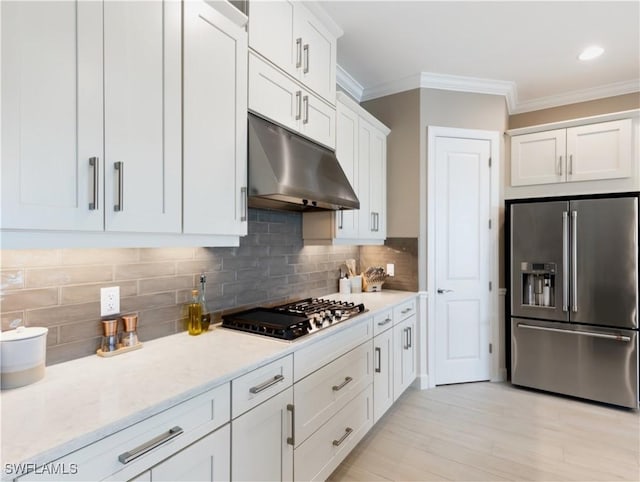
[520, 262, 555, 307]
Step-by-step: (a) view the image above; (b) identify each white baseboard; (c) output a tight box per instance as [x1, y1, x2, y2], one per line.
[492, 368, 507, 382]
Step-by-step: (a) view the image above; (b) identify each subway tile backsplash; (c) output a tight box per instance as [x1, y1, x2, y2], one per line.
[0, 210, 359, 365]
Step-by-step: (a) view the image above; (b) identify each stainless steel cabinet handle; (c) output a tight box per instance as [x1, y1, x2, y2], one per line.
[295, 38, 302, 68]
[332, 427, 353, 447]
[240, 187, 248, 222]
[303, 44, 309, 74]
[295, 91, 302, 121]
[403, 327, 409, 350]
[338, 210, 344, 230]
[332, 376, 353, 391]
[401, 307, 413, 313]
[374, 212, 379, 231]
[569, 154, 573, 175]
[249, 374, 285, 394]
[559, 155, 563, 176]
[371, 212, 375, 231]
[408, 326, 412, 348]
[375, 347, 381, 373]
[303, 95, 309, 124]
[518, 323, 630, 342]
[286, 404, 295, 445]
[377, 317, 392, 327]
[562, 211, 569, 312]
[436, 289, 453, 294]
[571, 210, 578, 313]
[114, 161, 124, 211]
[118, 426, 183, 464]
[89, 157, 99, 210]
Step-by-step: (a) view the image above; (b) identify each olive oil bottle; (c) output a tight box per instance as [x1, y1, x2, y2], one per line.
[188, 289, 203, 336]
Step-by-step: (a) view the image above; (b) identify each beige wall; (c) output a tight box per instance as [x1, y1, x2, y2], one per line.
[509, 92, 640, 129]
[362, 89, 421, 238]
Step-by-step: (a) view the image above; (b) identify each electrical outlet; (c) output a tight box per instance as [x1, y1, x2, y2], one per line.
[100, 286, 120, 317]
[386, 263, 395, 277]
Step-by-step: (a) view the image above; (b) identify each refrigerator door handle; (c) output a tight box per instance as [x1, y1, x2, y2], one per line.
[571, 210, 578, 313]
[518, 323, 631, 342]
[562, 211, 569, 312]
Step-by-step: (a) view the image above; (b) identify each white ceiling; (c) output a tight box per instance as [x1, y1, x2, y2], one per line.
[318, 1, 640, 113]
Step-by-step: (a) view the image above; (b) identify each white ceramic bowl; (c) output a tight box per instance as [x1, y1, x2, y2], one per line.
[0, 326, 48, 389]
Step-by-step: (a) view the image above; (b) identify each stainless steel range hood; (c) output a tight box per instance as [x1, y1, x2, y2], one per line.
[248, 113, 359, 212]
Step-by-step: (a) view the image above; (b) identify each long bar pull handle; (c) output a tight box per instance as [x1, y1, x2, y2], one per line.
[295, 38, 302, 68]
[240, 187, 248, 222]
[332, 376, 353, 392]
[295, 91, 302, 121]
[249, 374, 285, 394]
[303, 95, 309, 124]
[558, 155, 563, 176]
[114, 162, 124, 211]
[562, 211, 569, 312]
[89, 157, 99, 210]
[118, 426, 183, 464]
[408, 327, 412, 348]
[375, 347, 381, 373]
[403, 327, 410, 350]
[303, 44, 309, 74]
[518, 323, 631, 342]
[569, 154, 573, 175]
[332, 427, 353, 447]
[286, 404, 295, 445]
[571, 210, 578, 313]
[371, 212, 375, 232]
[377, 317, 392, 327]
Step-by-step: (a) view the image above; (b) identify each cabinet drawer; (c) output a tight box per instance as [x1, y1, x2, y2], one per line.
[19, 383, 230, 482]
[232, 354, 293, 418]
[294, 341, 372, 446]
[393, 298, 416, 323]
[294, 316, 372, 381]
[294, 385, 373, 482]
[372, 308, 394, 336]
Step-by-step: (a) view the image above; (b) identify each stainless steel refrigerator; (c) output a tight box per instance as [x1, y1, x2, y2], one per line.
[509, 194, 639, 408]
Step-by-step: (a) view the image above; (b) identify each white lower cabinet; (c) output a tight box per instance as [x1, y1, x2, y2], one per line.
[131, 425, 230, 482]
[231, 387, 294, 482]
[373, 327, 394, 422]
[294, 386, 373, 482]
[393, 314, 417, 400]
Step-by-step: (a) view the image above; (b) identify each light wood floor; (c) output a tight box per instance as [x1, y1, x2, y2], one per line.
[328, 382, 640, 481]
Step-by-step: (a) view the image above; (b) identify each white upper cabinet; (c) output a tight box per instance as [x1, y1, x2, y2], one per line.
[1, 1, 104, 231]
[511, 118, 633, 187]
[248, 0, 338, 103]
[183, 0, 248, 236]
[103, 0, 182, 233]
[302, 93, 389, 245]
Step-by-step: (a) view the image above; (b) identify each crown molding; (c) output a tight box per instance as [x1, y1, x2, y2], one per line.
[510, 79, 640, 114]
[336, 64, 364, 102]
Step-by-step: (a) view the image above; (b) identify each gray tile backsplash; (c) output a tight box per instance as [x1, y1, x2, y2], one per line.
[0, 210, 361, 365]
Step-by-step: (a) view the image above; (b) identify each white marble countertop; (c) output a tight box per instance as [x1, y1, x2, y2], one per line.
[0, 290, 416, 476]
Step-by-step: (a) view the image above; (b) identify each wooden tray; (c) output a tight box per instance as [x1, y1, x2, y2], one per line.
[96, 343, 143, 358]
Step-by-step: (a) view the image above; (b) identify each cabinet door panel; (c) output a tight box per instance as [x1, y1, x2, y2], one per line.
[566, 119, 632, 182]
[183, 0, 247, 235]
[369, 129, 386, 240]
[104, 0, 181, 233]
[511, 129, 566, 186]
[393, 315, 416, 400]
[300, 92, 336, 149]
[1, 1, 103, 230]
[373, 328, 393, 422]
[152, 425, 230, 482]
[334, 102, 360, 238]
[358, 119, 373, 237]
[248, 52, 298, 132]
[231, 388, 293, 482]
[294, 3, 336, 102]
[247, 0, 296, 77]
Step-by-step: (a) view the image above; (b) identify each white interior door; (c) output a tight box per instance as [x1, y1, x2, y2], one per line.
[434, 136, 491, 385]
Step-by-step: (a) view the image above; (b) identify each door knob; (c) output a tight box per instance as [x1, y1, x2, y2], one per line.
[437, 289, 453, 294]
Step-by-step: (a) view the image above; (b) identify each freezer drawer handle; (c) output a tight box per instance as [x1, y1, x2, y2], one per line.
[118, 426, 183, 464]
[518, 323, 630, 342]
[249, 374, 285, 394]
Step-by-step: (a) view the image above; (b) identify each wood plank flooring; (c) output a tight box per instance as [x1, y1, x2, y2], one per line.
[328, 382, 640, 481]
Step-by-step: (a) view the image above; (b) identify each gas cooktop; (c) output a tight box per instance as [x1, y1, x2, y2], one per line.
[221, 298, 366, 340]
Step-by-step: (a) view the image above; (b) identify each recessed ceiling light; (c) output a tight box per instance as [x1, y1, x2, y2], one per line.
[579, 46, 604, 61]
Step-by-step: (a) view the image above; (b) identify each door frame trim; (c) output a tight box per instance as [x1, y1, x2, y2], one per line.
[426, 126, 501, 387]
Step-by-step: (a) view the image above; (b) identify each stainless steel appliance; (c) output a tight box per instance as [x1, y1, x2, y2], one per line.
[221, 298, 366, 340]
[509, 194, 639, 408]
